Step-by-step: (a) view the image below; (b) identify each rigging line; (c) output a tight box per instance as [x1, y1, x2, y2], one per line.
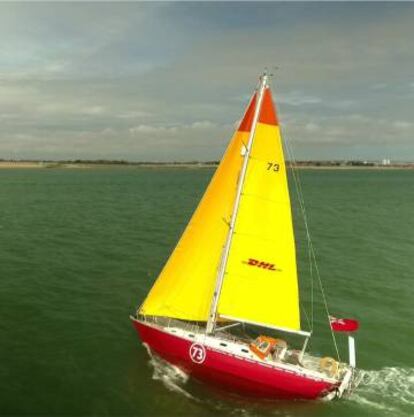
[276, 142, 315, 330]
[286, 140, 340, 352]
[296, 182, 340, 358]
[309, 243, 314, 330]
[268, 76, 340, 360]
[289, 164, 315, 332]
[282, 135, 313, 328]
[290, 149, 315, 331]
[283, 135, 340, 361]
[309, 242, 340, 361]
[300, 299, 312, 332]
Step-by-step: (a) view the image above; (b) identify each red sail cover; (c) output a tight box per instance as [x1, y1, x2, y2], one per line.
[329, 316, 359, 332]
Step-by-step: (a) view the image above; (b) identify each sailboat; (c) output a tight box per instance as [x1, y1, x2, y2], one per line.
[131, 73, 359, 400]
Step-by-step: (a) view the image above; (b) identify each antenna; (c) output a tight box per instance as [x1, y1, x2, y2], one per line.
[270, 65, 279, 78]
[262, 66, 278, 83]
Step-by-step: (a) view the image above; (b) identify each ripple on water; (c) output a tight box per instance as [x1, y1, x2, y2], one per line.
[348, 367, 414, 416]
[147, 352, 414, 417]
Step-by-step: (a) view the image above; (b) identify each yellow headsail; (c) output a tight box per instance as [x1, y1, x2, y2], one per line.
[139, 95, 257, 321]
[140, 79, 301, 332]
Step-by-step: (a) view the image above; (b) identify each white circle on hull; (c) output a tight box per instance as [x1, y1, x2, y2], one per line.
[189, 343, 206, 364]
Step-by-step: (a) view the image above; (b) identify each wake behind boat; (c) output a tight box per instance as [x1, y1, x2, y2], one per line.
[131, 73, 360, 400]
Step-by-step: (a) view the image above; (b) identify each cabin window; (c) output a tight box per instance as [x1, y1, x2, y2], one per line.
[220, 343, 227, 347]
[241, 348, 249, 353]
[258, 341, 269, 351]
[188, 334, 195, 338]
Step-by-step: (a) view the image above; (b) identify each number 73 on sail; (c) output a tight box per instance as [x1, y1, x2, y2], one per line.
[131, 73, 360, 401]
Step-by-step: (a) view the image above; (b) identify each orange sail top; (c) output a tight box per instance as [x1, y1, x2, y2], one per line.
[238, 93, 257, 132]
[259, 88, 278, 126]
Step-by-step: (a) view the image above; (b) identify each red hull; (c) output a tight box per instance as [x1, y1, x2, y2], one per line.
[132, 320, 337, 400]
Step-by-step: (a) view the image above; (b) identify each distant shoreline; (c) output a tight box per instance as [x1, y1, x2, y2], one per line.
[0, 160, 413, 170]
[0, 161, 218, 169]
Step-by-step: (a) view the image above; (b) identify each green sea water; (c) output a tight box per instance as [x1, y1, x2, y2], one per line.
[0, 168, 413, 417]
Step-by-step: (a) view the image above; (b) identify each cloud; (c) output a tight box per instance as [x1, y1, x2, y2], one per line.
[393, 120, 412, 129]
[129, 120, 218, 136]
[279, 92, 322, 106]
[0, 2, 414, 161]
[304, 122, 320, 132]
[129, 125, 178, 135]
[190, 120, 216, 129]
[283, 113, 414, 157]
[116, 110, 152, 119]
[372, 83, 388, 90]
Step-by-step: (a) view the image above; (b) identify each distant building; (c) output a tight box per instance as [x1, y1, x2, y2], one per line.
[382, 159, 391, 166]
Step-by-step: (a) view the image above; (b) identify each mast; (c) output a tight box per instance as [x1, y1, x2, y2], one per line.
[206, 74, 269, 334]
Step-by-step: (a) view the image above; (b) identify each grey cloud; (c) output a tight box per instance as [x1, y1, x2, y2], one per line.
[0, 2, 413, 161]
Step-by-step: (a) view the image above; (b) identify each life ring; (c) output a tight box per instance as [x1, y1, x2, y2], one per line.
[320, 357, 339, 378]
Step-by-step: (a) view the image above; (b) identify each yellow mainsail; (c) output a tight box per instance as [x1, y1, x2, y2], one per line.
[139, 95, 256, 321]
[140, 79, 301, 331]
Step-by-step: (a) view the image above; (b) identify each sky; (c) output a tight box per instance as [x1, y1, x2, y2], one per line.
[1, 2, 414, 162]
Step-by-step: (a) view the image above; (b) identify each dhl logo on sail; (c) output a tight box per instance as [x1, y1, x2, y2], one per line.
[244, 258, 281, 271]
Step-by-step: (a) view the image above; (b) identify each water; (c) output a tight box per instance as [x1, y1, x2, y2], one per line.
[0, 167, 413, 416]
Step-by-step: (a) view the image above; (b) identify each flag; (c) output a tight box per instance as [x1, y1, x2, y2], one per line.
[329, 316, 359, 332]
